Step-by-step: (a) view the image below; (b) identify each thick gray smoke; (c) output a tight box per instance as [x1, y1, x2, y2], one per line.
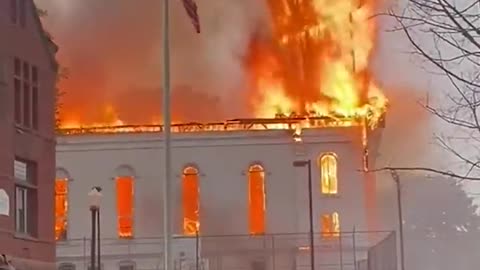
[36, 0, 435, 159]
[371, 9, 435, 170]
[35, 0, 269, 123]
[368, 1, 437, 233]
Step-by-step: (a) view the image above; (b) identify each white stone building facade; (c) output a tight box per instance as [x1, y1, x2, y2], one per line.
[54, 123, 390, 270]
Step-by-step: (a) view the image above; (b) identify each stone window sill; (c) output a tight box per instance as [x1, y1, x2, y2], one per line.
[14, 233, 40, 242]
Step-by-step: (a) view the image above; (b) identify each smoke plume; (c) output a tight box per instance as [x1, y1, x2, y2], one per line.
[370, 10, 434, 170]
[37, 0, 435, 160]
[36, 0, 269, 124]
[370, 6, 437, 227]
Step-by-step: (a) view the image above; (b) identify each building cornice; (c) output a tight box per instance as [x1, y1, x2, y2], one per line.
[56, 127, 364, 152]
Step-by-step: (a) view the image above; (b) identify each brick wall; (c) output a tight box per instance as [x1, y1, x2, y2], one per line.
[0, 0, 57, 264]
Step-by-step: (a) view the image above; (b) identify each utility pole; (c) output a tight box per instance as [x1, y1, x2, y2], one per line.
[162, 0, 173, 270]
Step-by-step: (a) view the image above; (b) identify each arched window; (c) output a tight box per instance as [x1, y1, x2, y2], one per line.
[321, 212, 340, 238]
[318, 153, 338, 195]
[55, 178, 68, 240]
[182, 166, 200, 235]
[55, 168, 70, 241]
[115, 166, 135, 239]
[248, 164, 266, 235]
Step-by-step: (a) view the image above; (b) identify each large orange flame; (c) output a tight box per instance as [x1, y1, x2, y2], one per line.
[248, 0, 387, 127]
[58, 0, 388, 132]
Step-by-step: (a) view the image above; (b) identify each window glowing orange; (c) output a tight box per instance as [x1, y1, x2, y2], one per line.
[318, 153, 338, 194]
[182, 166, 200, 235]
[321, 212, 340, 238]
[248, 164, 266, 235]
[55, 178, 68, 240]
[116, 176, 134, 238]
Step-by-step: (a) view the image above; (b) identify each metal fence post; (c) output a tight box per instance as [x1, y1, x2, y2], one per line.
[83, 237, 87, 270]
[271, 235, 276, 270]
[127, 238, 132, 257]
[339, 232, 343, 270]
[196, 231, 200, 270]
[353, 227, 357, 270]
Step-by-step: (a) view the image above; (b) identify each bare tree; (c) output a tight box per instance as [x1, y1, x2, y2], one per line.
[373, 0, 480, 180]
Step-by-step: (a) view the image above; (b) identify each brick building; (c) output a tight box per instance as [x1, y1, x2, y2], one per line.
[0, 0, 58, 269]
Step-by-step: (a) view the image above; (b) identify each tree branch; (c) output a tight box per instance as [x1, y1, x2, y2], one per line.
[364, 167, 480, 181]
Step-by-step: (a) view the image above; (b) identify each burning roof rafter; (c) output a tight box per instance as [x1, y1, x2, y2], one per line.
[58, 114, 386, 136]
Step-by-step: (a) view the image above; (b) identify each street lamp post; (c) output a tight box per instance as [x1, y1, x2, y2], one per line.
[88, 187, 102, 270]
[293, 160, 315, 270]
[97, 202, 101, 270]
[390, 171, 405, 270]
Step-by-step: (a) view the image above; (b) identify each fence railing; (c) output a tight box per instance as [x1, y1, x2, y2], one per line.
[57, 231, 396, 270]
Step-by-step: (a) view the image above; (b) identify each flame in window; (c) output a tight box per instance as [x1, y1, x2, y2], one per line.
[321, 212, 340, 238]
[248, 164, 266, 235]
[116, 176, 134, 238]
[183, 166, 200, 235]
[319, 153, 338, 194]
[55, 178, 68, 240]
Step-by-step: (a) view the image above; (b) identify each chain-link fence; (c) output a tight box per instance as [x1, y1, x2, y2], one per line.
[56, 231, 396, 270]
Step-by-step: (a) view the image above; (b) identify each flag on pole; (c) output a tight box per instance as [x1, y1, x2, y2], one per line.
[181, 0, 201, 33]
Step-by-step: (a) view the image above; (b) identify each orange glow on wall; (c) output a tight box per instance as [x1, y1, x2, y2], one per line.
[248, 164, 266, 235]
[319, 153, 338, 194]
[55, 178, 68, 240]
[321, 212, 340, 238]
[116, 176, 134, 238]
[182, 166, 200, 235]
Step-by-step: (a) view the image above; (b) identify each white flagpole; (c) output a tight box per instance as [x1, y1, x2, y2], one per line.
[162, 0, 173, 270]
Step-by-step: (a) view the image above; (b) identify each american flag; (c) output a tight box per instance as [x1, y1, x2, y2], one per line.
[181, 0, 201, 33]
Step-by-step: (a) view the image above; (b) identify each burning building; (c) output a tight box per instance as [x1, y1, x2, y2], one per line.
[55, 116, 392, 270]
[54, 0, 397, 269]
